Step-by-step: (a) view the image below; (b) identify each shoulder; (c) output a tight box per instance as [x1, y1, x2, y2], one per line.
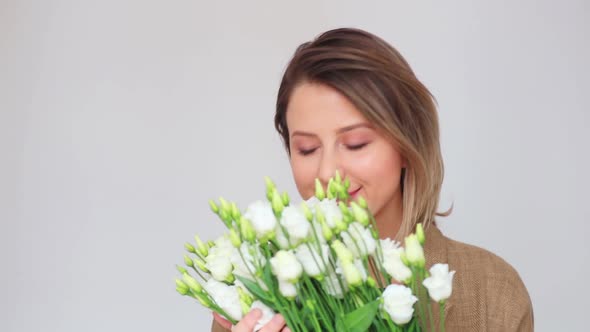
[426, 225, 528, 292]
[425, 226, 534, 330]
[446, 234, 523, 282]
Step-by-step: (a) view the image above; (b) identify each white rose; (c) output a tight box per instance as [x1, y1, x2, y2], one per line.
[304, 196, 320, 209]
[270, 250, 303, 282]
[205, 252, 233, 282]
[379, 238, 412, 283]
[341, 222, 376, 258]
[279, 205, 311, 246]
[278, 279, 297, 298]
[422, 263, 455, 302]
[243, 200, 277, 239]
[204, 279, 242, 321]
[205, 235, 235, 281]
[381, 284, 417, 325]
[294, 243, 329, 278]
[252, 300, 276, 331]
[315, 199, 342, 228]
[212, 235, 235, 254]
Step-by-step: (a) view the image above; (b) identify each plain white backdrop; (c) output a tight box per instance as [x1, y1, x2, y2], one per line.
[1, 0, 588, 331]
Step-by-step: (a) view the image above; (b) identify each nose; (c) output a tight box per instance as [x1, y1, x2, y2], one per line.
[317, 148, 344, 188]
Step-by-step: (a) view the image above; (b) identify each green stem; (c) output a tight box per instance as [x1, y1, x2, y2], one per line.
[427, 290, 434, 332]
[302, 241, 338, 317]
[440, 302, 445, 332]
[276, 296, 301, 332]
[195, 295, 237, 325]
[189, 265, 207, 281]
[412, 267, 426, 331]
[310, 312, 322, 331]
[311, 279, 336, 331]
[238, 246, 257, 280]
[369, 220, 393, 286]
[327, 259, 348, 312]
[368, 256, 385, 289]
[297, 276, 323, 329]
[384, 314, 397, 332]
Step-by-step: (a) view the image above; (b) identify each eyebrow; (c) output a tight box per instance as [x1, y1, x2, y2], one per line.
[291, 123, 373, 138]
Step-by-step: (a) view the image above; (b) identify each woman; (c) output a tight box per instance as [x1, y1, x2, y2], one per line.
[212, 28, 533, 332]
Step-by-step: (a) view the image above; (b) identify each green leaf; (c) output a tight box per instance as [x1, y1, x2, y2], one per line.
[335, 318, 348, 332]
[340, 300, 380, 332]
[262, 261, 274, 287]
[235, 276, 272, 303]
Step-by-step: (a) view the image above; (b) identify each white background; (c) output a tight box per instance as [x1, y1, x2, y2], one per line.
[1, 0, 588, 331]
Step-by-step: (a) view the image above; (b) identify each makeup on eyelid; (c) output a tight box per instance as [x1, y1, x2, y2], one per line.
[293, 131, 373, 154]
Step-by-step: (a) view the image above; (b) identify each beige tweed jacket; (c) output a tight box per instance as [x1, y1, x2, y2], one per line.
[211, 226, 534, 331]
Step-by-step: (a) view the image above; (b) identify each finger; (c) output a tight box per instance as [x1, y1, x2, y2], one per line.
[212, 312, 232, 330]
[259, 314, 286, 332]
[232, 309, 262, 332]
[280, 326, 291, 332]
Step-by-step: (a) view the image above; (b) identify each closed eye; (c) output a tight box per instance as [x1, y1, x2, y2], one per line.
[298, 148, 318, 156]
[346, 143, 368, 151]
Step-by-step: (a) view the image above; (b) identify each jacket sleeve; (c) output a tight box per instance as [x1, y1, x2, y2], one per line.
[486, 262, 535, 332]
[515, 301, 534, 332]
[211, 319, 231, 332]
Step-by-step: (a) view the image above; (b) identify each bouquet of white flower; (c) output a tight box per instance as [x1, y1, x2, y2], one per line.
[175, 174, 455, 332]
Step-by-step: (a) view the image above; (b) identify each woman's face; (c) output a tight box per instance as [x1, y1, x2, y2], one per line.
[286, 82, 405, 223]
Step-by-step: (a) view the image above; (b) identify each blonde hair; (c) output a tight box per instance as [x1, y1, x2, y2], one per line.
[275, 28, 450, 239]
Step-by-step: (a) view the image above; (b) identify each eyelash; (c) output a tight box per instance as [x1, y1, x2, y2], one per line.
[297, 143, 368, 156]
[347, 143, 368, 151]
[298, 148, 317, 156]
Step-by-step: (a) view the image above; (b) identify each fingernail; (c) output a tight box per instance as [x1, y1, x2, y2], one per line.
[250, 308, 262, 318]
[272, 314, 285, 324]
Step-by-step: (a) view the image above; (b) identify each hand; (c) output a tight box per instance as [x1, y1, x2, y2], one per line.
[213, 310, 291, 332]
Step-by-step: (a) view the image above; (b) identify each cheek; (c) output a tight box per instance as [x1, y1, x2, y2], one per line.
[346, 144, 403, 193]
[289, 156, 317, 199]
[376, 149, 403, 188]
[373, 149, 404, 201]
[376, 149, 403, 181]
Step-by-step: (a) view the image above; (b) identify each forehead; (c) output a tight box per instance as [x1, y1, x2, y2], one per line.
[286, 82, 369, 132]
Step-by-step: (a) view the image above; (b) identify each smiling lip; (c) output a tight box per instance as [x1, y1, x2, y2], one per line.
[348, 187, 362, 197]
